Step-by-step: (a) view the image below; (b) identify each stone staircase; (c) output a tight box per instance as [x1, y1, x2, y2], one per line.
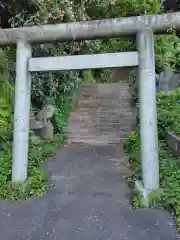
[68, 83, 136, 144]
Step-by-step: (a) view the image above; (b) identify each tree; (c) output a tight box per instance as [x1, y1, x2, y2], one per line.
[162, 0, 180, 11]
[3, 0, 180, 108]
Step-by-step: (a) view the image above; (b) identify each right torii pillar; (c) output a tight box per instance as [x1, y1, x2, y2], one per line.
[136, 28, 159, 205]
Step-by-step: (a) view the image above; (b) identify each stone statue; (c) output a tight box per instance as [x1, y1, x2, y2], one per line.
[30, 105, 55, 141]
[157, 69, 179, 92]
[36, 105, 55, 122]
[129, 68, 179, 99]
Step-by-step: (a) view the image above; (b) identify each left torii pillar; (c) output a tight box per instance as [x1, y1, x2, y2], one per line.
[12, 40, 32, 183]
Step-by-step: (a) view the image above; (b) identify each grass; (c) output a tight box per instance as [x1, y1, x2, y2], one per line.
[0, 134, 66, 201]
[125, 138, 180, 231]
[124, 88, 180, 231]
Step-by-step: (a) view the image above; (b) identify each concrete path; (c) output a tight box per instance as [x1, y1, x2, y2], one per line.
[0, 144, 179, 239]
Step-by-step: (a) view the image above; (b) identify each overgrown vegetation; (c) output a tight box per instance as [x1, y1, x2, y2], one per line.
[0, 134, 65, 200]
[1, 0, 180, 201]
[124, 89, 180, 231]
[0, 49, 69, 200]
[0, 50, 14, 146]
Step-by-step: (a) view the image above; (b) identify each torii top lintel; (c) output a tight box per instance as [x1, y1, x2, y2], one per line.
[0, 12, 180, 45]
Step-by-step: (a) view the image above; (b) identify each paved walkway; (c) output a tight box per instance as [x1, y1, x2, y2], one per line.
[0, 144, 179, 239]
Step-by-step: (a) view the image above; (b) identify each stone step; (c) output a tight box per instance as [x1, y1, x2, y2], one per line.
[68, 133, 132, 138]
[69, 113, 134, 118]
[79, 96, 129, 99]
[68, 124, 134, 130]
[68, 83, 135, 144]
[77, 101, 132, 104]
[70, 110, 134, 115]
[80, 85, 129, 91]
[67, 120, 135, 127]
[68, 121, 135, 127]
[70, 118, 134, 122]
[68, 135, 128, 140]
[68, 137, 127, 144]
[79, 92, 130, 97]
[69, 127, 127, 132]
[74, 110, 133, 114]
[68, 122, 134, 126]
[69, 134, 133, 139]
[77, 106, 131, 109]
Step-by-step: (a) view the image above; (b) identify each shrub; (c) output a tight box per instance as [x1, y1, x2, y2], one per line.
[124, 88, 180, 231]
[0, 134, 65, 200]
[0, 50, 14, 147]
[0, 49, 69, 200]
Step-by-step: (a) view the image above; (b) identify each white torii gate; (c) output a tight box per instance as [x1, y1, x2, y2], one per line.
[1, 11, 179, 201]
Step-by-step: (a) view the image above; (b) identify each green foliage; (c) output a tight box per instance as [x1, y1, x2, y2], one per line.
[98, 69, 113, 83]
[3, 0, 180, 206]
[95, 39, 136, 82]
[9, 0, 104, 130]
[80, 70, 96, 84]
[0, 134, 65, 200]
[124, 129, 140, 153]
[8, 0, 164, 87]
[53, 94, 75, 133]
[8, 0, 180, 85]
[125, 88, 180, 148]
[124, 89, 180, 231]
[125, 138, 180, 230]
[0, 50, 14, 146]
[156, 89, 180, 138]
[0, 51, 68, 201]
[155, 30, 180, 72]
[84, 0, 161, 19]
[128, 68, 138, 105]
[100, 39, 135, 53]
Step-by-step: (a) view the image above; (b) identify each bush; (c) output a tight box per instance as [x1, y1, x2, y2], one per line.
[0, 134, 65, 200]
[0, 50, 14, 147]
[156, 90, 180, 137]
[0, 50, 67, 200]
[3, 0, 180, 204]
[155, 31, 180, 73]
[124, 89, 180, 231]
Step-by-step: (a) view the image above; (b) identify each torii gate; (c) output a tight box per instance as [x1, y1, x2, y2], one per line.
[0, 11, 179, 201]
